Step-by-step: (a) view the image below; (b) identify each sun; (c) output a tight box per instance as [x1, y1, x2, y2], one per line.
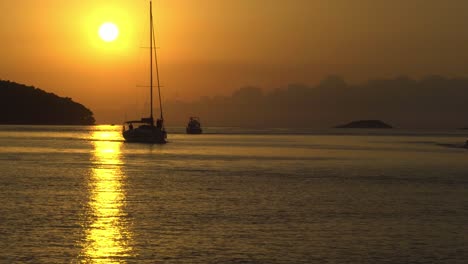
[99, 22, 119, 42]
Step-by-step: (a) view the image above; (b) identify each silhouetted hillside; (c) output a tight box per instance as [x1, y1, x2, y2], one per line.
[0, 80, 95, 125]
[164, 75, 468, 129]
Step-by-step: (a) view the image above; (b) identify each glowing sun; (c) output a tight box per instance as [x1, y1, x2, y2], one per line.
[99, 22, 119, 42]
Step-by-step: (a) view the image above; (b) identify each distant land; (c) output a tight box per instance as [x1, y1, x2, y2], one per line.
[335, 120, 393, 129]
[160, 75, 468, 129]
[0, 80, 95, 125]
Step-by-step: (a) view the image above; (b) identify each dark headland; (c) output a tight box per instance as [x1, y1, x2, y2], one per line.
[0, 80, 95, 125]
[335, 120, 393, 129]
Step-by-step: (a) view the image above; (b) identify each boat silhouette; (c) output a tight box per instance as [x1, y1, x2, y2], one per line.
[186, 117, 203, 134]
[122, 1, 167, 144]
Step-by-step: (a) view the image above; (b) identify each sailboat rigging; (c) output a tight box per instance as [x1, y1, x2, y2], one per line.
[122, 0, 167, 143]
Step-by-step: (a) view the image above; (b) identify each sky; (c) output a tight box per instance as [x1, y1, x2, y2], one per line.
[1, 0, 468, 124]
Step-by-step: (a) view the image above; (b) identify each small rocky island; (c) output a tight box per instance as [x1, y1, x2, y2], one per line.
[0, 80, 95, 125]
[335, 120, 393, 129]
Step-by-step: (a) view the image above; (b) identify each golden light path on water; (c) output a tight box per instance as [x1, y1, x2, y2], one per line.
[81, 128, 133, 262]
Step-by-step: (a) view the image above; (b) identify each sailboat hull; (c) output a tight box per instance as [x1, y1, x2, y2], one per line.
[122, 126, 167, 144]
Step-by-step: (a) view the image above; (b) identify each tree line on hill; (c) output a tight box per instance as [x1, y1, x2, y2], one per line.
[0, 80, 95, 125]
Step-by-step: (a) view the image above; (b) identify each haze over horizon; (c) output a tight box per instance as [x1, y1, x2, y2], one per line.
[1, 0, 468, 125]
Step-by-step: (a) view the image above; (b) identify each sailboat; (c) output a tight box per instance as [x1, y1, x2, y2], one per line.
[122, 0, 167, 144]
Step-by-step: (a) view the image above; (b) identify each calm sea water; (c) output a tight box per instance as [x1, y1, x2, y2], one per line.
[0, 125, 467, 263]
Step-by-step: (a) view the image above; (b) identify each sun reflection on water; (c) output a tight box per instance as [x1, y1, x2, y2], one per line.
[81, 128, 133, 262]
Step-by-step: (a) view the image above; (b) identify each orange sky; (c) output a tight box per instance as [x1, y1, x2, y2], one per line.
[1, 0, 468, 123]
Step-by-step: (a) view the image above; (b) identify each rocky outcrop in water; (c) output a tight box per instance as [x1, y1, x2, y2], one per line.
[335, 120, 392, 129]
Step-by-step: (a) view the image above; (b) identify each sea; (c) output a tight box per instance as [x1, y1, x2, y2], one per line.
[0, 125, 467, 263]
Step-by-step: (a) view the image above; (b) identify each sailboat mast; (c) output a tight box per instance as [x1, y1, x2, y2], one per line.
[149, 0, 154, 123]
[152, 2, 164, 121]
